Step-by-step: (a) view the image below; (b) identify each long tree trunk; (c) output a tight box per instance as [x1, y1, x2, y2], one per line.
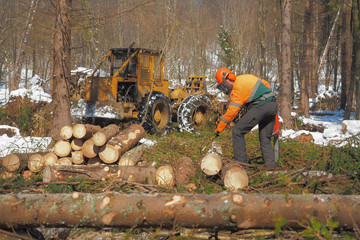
[300, 0, 311, 118]
[280, 0, 293, 129]
[310, 0, 319, 98]
[0, 192, 360, 230]
[10, 0, 39, 92]
[51, 0, 72, 140]
[340, 0, 352, 110]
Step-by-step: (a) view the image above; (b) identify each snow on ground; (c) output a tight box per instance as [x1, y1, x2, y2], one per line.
[0, 69, 359, 157]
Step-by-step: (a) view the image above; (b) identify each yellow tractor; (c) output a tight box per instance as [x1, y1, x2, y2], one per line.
[75, 45, 211, 133]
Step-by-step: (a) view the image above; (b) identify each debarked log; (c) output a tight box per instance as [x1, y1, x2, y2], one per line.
[0, 192, 359, 230]
[42, 164, 156, 184]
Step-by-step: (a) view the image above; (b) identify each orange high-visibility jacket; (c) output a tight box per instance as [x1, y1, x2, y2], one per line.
[216, 74, 274, 133]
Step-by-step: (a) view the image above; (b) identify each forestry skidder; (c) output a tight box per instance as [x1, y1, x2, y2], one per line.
[73, 46, 212, 134]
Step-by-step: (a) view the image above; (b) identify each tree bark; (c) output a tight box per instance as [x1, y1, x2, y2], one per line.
[72, 124, 101, 139]
[174, 156, 196, 187]
[51, 0, 72, 140]
[300, 0, 310, 118]
[108, 124, 145, 156]
[93, 124, 120, 146]
[118, 144, 145, 166]
[280, 0, 293, 129]
[1, 192, 360, 230]
[42, 165, 156, 184]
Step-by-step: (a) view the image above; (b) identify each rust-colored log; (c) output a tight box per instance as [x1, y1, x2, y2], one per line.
[72, 124, 101, 139]
[1, 192, 360, 230]
[174, 156, 196, 187]
[42, 165, 156, 184]
[118, 144, 145, 166]
[108, 124, 145, 157]
[71, 138, 83, 151]
[221, 162, 249, 191]
[59, 125, 73, 140]
[53, 140, 71, 157]
[156, 165, 175, 187]
[93, 124, 120, 146]
[201, 153, 222, 176]
[82, 139, 99, 158]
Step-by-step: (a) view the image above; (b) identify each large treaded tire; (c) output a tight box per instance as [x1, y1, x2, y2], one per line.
[138, 92, 172, 134]
[177, 94, 211, 132]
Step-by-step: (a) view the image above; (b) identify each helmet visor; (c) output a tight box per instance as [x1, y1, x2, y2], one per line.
[217, 80, 233, 95]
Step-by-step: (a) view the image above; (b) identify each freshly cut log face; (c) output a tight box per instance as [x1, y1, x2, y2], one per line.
[222, 163, 249, 191]
[201, 153, 222, 176]
[71, 151, 84, 165]
[22, 170, 33, 180]
[93, 124, 120, 146]
[57, 157, 73, 166]
[2, 154, 20, 172]
[71, 138, 83, 151]
[0, 170, 16, 179]
[44, 152, 58, 166]
[87, 157, 102, 165]
[42, 165, 156, 184]
[28, 153, 45, 173]
[54, 140, 71, 157]
[99, 144, 119, 164]
[73, 124, 101, 139]
[82, 139, 99, 158]
[60, 125, 73, 140]
[156, 165, 175, 187]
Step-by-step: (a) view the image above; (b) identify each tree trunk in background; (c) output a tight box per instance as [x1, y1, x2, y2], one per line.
[340, 0, 352, 110]
[52, 0, 72, 140]
[258, 0, 266, 79]
[350, 0, 360, 120]
[280, 0, 293, 129]
[300, 0, 311, 118]
[10, 0, 39, 92]
[274, 0, 282, 88]
[310, 0, 319, 98]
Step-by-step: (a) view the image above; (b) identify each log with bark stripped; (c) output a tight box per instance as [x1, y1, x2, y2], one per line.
[1, 192, 360, 230]
[93, 124, 120, 146]
[221, 162, 249, 191]
[72, 124, 101, 139]
[42, 165, 156, 184]
[118, 144, 145, 166]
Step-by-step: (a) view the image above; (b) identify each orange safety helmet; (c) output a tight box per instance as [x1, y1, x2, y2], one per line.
[215, 68, 236, 85]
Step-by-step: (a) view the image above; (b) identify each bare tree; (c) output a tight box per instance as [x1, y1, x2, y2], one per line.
[10, 0, 40, 92]
[300, 0, 310, 118]
[51, 0, 72, 140]
[280, 0, 293, 129]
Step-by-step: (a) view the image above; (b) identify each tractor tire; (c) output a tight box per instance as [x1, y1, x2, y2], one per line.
[177, 94, 211, 132]
[138, 92, 172, 134]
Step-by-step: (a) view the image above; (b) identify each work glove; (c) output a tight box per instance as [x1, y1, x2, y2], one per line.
[214, 131, 220, 137]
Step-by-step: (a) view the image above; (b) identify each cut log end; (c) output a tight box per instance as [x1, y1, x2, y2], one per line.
[54, 140, 72, 158]
[156, 165, 175, 187]
[2, 154, 20, 172]
[60, 125, 73, 140]
[223, 167, 249, 191]
[28, 154, 45, 173]
[201, 153, 222, 176]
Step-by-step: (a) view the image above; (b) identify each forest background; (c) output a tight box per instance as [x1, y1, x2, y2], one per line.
[0, 0, 359, 138]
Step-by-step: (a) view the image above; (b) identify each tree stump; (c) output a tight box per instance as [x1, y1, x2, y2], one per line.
[201, 153, 222, 176]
